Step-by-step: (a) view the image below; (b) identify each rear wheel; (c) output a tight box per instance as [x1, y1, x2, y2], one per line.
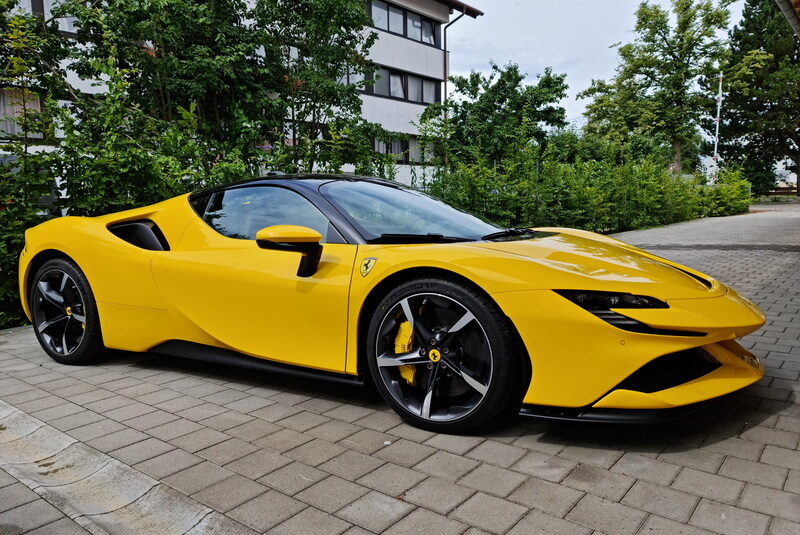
[367, 277, 522, 433]
[30, 258, 104, 365]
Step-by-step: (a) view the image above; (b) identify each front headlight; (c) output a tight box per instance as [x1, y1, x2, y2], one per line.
[554, 290, 705, 337]
[554, 290, 668, 311]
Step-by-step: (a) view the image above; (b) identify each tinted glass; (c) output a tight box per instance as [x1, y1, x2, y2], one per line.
[389, 6, 404, 33]
[421, 19, 435, 45]
[202, 186, 334, 242]
[372, 0, 388, 30]
[374, 68, 391, 96]
[408, 75, 423, 102]
[321, 181, 500, 241]
[406, 13, 422, 41]
[423, 79, 437, 103]
[389, 73, 405, 98]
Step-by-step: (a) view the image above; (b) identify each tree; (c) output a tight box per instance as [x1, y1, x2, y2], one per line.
[0, 0, 68, 326]
[714, 0, 800, 194]
[420, 62, 568, 169]
[57, 0, 284, 168]
[253, 0, 377, 172]
[581, 0, 731, 172]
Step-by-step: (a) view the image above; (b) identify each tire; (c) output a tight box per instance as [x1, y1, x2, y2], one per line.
[366, 277, 523, 433]
[30, 258, 105, 365]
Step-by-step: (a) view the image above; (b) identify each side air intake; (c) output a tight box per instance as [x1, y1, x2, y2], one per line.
[108, 219, 170, 251]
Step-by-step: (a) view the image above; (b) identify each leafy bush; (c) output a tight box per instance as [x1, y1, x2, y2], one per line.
[425, 155, 743, 234]
[702, 168, 753, 217]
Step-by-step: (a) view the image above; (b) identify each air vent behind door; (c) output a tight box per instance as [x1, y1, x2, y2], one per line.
[108, 219, 170, 251]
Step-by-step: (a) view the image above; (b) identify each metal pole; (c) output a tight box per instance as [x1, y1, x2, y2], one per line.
[712, 71, 723, 182]
[442, 11, 465, 169]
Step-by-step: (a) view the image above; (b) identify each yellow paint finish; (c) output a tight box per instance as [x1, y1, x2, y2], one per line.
[19, 196, 767, 415]
[255, 225, 322, 243]
[592, 341, 763, 409]
[151, 216, 356, 373]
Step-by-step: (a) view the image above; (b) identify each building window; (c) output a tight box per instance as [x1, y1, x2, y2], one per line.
[340, 69, 365, 89]
[371, 0, 389, 30]
[368, 1, 440, 48]
[375, 136, 432, 165]
[375, 138, 409, 164]
[0, 88, 42, 137]
[388, 5, 404, 33]
[371, 67, 439, 105]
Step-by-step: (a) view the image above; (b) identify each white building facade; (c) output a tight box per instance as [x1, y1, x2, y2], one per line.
[359, 0, 482, 183]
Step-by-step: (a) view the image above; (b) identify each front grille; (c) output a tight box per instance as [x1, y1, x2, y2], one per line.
[615, 348, 721, 393]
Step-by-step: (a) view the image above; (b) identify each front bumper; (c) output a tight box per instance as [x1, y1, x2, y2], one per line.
[493, 288, 765, 408]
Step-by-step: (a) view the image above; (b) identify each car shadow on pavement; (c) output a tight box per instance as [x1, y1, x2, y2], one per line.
[503, 388, 788, 455]
[104, 349, 788, 457]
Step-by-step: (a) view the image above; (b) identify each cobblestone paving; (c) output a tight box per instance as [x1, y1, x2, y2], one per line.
[0, 204, 798, 535]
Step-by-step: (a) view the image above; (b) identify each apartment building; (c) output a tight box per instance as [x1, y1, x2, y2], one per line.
[359, 0, 482, 183]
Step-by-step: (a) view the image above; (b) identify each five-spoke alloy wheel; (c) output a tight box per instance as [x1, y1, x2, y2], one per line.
[31, 258, 104, 365]
[367, 277, 522, 433]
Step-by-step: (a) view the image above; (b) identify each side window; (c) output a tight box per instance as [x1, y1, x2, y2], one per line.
[202, 187, 341, 243]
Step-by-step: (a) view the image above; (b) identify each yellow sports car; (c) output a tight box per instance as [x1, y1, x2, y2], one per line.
[19, 174, 765, 432]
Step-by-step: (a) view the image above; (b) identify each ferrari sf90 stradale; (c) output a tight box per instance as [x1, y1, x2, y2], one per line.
[19, 175, 765, 431]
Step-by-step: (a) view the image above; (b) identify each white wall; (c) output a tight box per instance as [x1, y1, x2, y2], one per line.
[369, 30, 446, 81]
[360, 94, 427, 135]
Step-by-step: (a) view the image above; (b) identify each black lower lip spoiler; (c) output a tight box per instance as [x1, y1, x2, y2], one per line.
[518, 398, 718, 424]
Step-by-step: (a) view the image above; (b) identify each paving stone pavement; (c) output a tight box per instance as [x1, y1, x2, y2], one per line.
[0, 203, 798, 535]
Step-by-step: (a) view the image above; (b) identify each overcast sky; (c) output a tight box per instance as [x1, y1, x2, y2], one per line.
[446, 0, 744, 124]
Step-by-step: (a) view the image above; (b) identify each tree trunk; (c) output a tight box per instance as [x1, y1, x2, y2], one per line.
[793, 154, 800, 197]
[671, 139, 682, 175]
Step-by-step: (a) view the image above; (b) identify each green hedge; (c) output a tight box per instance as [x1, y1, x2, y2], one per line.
[426, 161, 752, 233]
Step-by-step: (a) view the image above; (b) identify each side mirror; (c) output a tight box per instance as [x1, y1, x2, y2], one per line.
[255, 225, 323, 277]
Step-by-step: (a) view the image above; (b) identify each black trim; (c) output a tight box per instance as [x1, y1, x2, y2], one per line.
[150, 341, 364, 387]
[554, 290, 706, 338]
[366, 66, 441, 105]
[108, 219, 170, 251]
[615, 347, 721, 394]
[592, 311, 706, 337]
[257, 238, 323, 278]
[674, 267, 713, 289]
[519, 398, 718, 424]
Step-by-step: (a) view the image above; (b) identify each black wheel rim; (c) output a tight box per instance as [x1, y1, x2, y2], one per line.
[31, 269, 87, 356]
[375, 292, 493, 422]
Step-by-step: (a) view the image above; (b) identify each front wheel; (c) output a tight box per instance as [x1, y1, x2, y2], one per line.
[366, 278, 523, 433]
[30, 258, 105, 365]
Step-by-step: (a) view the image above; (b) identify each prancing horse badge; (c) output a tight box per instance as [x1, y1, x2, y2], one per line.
[360, 257, 377, 277]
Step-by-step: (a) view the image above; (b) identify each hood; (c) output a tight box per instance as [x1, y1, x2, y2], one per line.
[470, 231, 724, 300]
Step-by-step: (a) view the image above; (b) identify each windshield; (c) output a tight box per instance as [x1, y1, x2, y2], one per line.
[320, 180, 501, 242]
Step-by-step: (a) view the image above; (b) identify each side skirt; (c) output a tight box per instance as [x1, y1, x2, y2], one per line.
[149, 340, 365, 387]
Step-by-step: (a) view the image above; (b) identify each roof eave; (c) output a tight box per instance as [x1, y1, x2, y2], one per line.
[774, 0, 800, 37]
[436, 0, 484, 18]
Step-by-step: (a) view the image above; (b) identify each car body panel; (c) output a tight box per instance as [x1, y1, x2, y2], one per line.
[19, 176, 766, 419]
[151, 214, 357, 373]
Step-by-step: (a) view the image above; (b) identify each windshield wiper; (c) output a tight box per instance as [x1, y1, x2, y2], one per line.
[481, 228, 535, 241]
[367, 233, 475, 244]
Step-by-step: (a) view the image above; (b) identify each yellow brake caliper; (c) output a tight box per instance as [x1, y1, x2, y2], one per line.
[395, 321, 417, 386]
